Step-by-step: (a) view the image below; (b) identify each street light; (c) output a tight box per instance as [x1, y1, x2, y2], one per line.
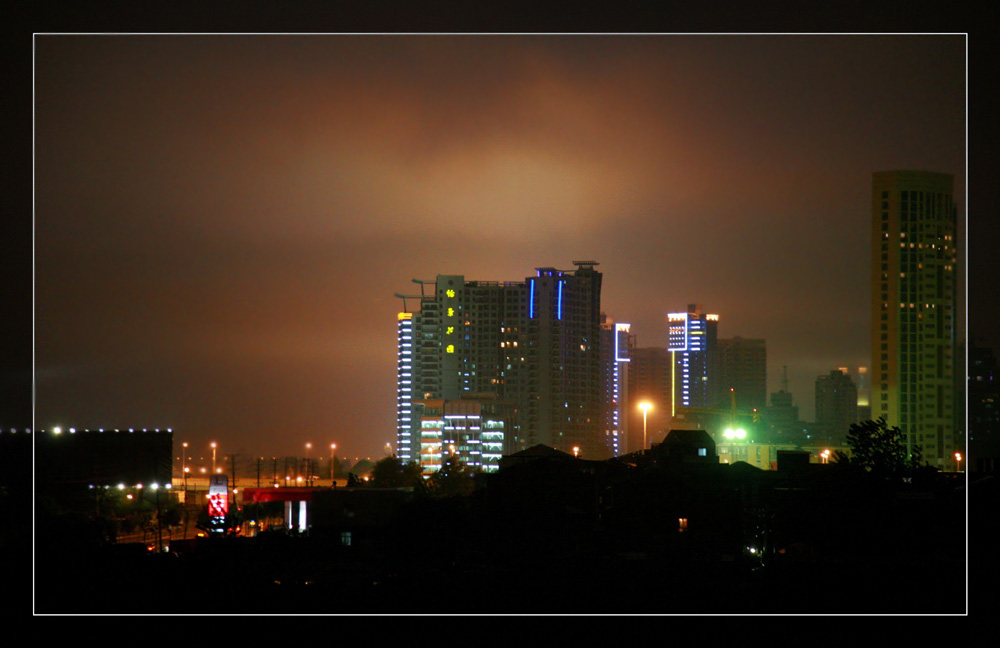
[181, 441, 189, 495]
[638, 402, 653, 451]
[210, 442, 217, 474]
[306, 443, 313, 486]
[330, 443, 337, 484]
[955, 452, 962, 472]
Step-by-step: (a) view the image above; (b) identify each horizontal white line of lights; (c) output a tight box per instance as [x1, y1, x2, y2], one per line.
[45, 428, 172, 434]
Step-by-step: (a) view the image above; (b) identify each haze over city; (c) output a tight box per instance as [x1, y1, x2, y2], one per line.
[32, 34, 966, 461]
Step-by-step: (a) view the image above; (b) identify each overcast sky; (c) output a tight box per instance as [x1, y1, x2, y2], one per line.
[32, 34, 967, 461]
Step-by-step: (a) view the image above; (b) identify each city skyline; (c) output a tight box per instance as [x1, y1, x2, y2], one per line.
[30, 34, 967, 460]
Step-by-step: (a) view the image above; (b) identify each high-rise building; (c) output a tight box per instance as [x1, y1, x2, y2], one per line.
[871, 170, 959, 469]
[968, 342, 999, 472]
[667, 304, 719, 411]
[600, 315, 631, 456]
[396, 262, 612, 467]
[815, 369, 859, 441]
[836, 366, 871, 423]
[718, 337, 767, 413]
[396, 274, 525, 466]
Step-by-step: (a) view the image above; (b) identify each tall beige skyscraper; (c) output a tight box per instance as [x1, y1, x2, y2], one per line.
[871, 170, 959, 469]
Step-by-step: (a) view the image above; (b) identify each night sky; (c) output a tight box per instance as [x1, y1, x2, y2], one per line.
[32, 34, 967, 461]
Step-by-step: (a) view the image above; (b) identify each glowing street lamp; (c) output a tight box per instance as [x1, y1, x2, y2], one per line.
[210, 442, 217, 474]
[638, 402, 653, 451]
[306, 443, 313, 486]
[820, 449, 831, 464]
[955, 452, 962, 472]
[330, 443, 337, 482]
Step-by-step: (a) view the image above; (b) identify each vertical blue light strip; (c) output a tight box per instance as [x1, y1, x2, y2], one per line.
[557, 279, 563, 320]
[529, 279, 535, 318]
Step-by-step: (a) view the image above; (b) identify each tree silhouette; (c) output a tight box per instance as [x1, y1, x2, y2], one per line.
[428, 453, 478, 498]
[844, 417, 923, 475]
[370, 454, 424, 490]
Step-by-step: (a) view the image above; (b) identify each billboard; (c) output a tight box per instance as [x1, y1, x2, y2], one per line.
[208, 474, 229, 533]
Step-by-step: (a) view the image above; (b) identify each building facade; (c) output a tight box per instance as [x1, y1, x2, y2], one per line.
[814, 369, 859, 442]
[871, 170, 959, 470]
[968, 342, 999, 472]
[600, 316, 631, 456]
[627, 346, 672, 453]
[717, 337, 767, 413]
[396, 262, 614, 468]
[415, 397, 506, 473]
[667, 304, 719, 411]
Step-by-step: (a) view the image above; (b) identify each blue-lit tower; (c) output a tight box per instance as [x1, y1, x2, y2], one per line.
[523, 262, 604, 458]
[667, 304, 719, 414]
[601, 316, 631, 455]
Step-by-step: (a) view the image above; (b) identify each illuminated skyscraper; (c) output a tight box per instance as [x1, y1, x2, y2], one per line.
[396, 262, 611, 468]
[522, 263, 604, 458]
[871, 170, 959, 470]
[600, 315, 631, 456]
[667, 304, 719, 412]
[396, 275, 524, 467]
[396, 313, 417, 463]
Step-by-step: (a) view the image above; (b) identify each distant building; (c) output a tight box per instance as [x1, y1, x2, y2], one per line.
[764, 366, 801, 444]
[600, 315, 631, 456]
[766, 389, 801, 443]
[969, 342, 1000, 472]
[396, 262, 616, 465]
[838, 365, 872, 424]
[871, 170, 959, 469]
[667, 304, 719, 410]
[814, 369, 859, 441]
[718, 337, 767, 412]
[627, 346, 672, 452]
